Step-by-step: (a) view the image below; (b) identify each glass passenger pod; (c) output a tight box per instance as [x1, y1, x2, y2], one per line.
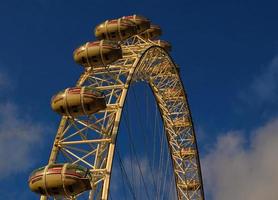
[94, 18, 137, 41]
[140, 24, 162, 40]
[122, 14, 151, 34]
[73, 40, 122, 68]
[51, 86, 106, 117]
[28, 163, 91, 197]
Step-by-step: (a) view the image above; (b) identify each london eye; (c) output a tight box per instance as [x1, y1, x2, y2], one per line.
[28, 15, 205, 200]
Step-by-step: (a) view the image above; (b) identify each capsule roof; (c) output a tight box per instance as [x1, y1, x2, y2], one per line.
[122, 14, 151, 34]
[94, 18, 137, 41]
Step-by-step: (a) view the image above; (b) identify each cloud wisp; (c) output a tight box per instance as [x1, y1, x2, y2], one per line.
[0, 102, 45, 179]
[110, 155, 177, 200]
[0, 69, 11, 90]
[202, 117, 278, 200]
[240, 55, 278, 106]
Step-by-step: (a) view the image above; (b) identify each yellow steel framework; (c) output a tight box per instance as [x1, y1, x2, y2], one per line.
[40, 35, 205, 200]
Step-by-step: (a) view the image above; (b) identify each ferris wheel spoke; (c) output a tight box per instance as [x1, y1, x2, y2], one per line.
[151, 102, 158, 172]
[122, 108, 152, 200]
[115, 149, 136, 200]
[130, 86, 159, 194]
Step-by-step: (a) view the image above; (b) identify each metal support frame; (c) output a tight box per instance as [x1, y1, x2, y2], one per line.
[40, 35, 204, 200]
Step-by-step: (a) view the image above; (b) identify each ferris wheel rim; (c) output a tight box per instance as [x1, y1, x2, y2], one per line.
[95, 45, 204, 200]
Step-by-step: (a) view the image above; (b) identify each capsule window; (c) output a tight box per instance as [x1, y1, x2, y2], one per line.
[60, 106, 65, 113]
[91, 56, 98, 62]
[51, 187, 59, 195]
[86, 104, 91, 111]
[32, 177, 42, 184]
[38, 187, 45, 195]
[110, 31, 116, 38]
[81, 57, 86, 63]
[67, 185, 74, 193]
[104, 54, 109, 60]
[122, 30, 126, 36]
[71, 106, 79, 113]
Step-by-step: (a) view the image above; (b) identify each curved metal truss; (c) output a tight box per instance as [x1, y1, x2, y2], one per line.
[40, 35, 205, 200]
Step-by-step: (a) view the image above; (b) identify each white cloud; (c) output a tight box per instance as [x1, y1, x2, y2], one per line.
[202, 117, 278, 200]
[0, 70, 11, 90]
[241, 55, 278, 105]
[251, 56, 278, 101]
[111, 156, 153, 199]
[0, 102, 45, 179]
[111, 155, 177, 199]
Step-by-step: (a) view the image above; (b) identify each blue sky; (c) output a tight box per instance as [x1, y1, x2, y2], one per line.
[0, 0, 278, 199]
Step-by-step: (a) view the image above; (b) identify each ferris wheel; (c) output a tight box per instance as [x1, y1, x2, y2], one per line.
[28, 15, 205, 200]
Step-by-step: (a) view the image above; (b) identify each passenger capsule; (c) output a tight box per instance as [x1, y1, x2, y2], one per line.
[153, 40, 172, 51]
[122, 15, 150, 34]
[28, 163, 91, 197]
[140, 24, 162, 39]
[51, 86, 106, 116]
[73, 40, 122, 68]
[94, 18, 137, 41]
